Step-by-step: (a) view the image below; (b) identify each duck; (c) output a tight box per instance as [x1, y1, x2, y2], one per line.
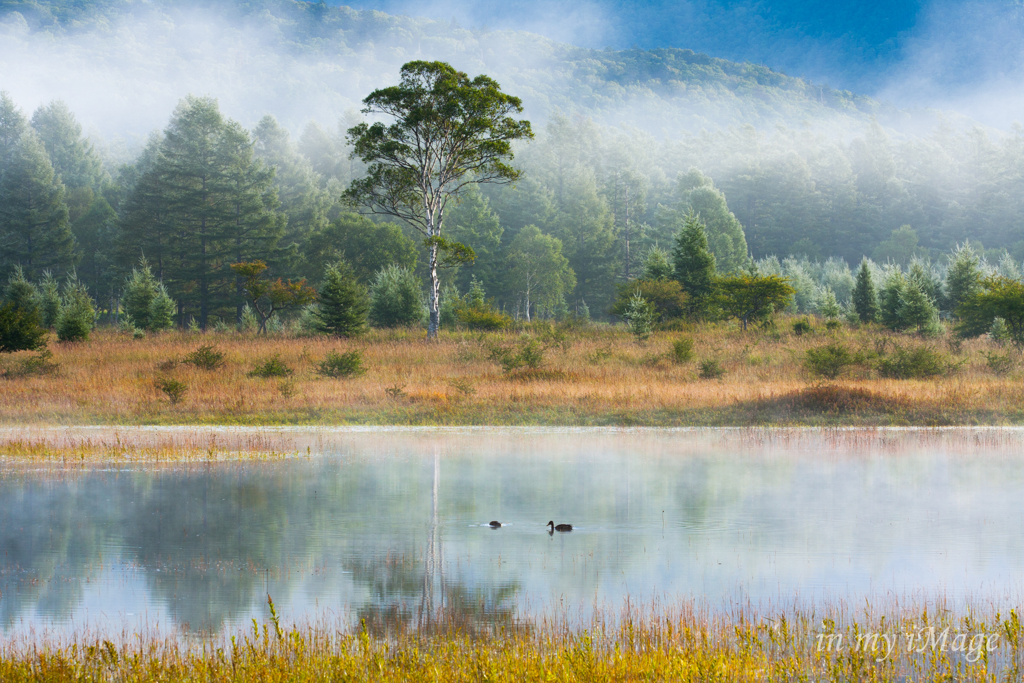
[547, 520, 573, 532]
[488, 521, 502, 528]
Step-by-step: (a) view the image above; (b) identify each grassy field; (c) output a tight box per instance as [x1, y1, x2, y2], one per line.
[0, 598, 1019, 682]
[0, 320, 1021, 427]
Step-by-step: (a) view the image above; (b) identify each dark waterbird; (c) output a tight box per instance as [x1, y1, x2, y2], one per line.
[547, 521, 572, 532]
[488, 521, 502, 528]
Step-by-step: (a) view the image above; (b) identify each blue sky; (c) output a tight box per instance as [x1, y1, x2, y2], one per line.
[339, 0, 1024, 119]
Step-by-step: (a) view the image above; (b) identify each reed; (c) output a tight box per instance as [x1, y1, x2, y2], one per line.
[0, 321, 1020, 427]
[0, 598, 1020, 681]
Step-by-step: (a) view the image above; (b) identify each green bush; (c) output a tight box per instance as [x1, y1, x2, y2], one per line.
[0, 302, 46, 353]
[804, 343, 858, 379]
[825, 319, 843, 331]
[983, 351, 1015, 377]
[489, 337, 544, 372]
[155, 376, 187, 404]
[369, 265, 424, 328]
[699, 358, 725, 379]
[183, 344, 226, 370]
[623, 292, 655, 341]
[670, 336, 694, 364]
[876, 345, 949, 379]
[248, 354, 293, 378]
[55, 278, 96, 343]
[792, 318, 813, 336]
[317, 350, 365, 378]
[457, 305, 511, 330]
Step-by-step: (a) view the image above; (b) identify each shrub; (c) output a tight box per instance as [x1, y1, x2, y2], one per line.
[983, 351, 1015, 377]
[804, 343, 858, 380]
[699, 358, 725, 379]
[610, 279, 688, 322]
[55, 278, 96, 343]
[489, 337, 544, 372]
[248, 354, 293, 378]
[825, 319, 843, 331]
[155, 376, 187, 404]
[183, 344, 226, 370]
[0, 302, 46, 353]
[670, 336, 694, 364]
[457, 305, 511, 330]
[876, 345, 949, 379]
[369, 265, 424, 328]
[792, 318, 813, 336]
[317, 350, 364, 378]
[1, 350, 59, 379]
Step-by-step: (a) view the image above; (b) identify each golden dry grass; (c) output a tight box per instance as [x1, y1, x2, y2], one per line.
[0, 320, 1021, 426]
[0, 597, 1020, 681]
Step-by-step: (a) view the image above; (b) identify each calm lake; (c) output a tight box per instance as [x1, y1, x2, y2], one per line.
[2, 427, 1023, 636]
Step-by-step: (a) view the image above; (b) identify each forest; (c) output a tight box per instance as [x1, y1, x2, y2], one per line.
[0, 0, 1023, 332]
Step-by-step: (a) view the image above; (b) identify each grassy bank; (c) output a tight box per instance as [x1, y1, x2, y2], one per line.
[1, 599, 1019, 682]
[0, 321, 1021, 427]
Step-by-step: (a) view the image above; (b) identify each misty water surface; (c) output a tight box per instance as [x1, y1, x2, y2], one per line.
[2, 428, 1023, 636]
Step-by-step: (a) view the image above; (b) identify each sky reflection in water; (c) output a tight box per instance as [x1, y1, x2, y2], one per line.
[1, 428, 1022, 636]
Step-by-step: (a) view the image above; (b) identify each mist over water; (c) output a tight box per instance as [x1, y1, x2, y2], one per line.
[3, 428, 1024, 637]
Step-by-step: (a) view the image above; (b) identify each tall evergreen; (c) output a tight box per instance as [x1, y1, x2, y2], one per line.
[671, 209, 716, 318]
[0, 132, 76, 282]
[677, 169, 749, 272]
[0, 92, 28, 175]
[118, 97, 283, 328]
[30, 100, 105, 190]
[852, 259, 879, 323]
[314, 260, 369, 337]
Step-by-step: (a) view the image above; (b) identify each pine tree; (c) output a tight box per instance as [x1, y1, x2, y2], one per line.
[123, 259, 176, 331]
[30, 100, 104, 190]
[641, 247, 673, 281]
[369, 265, 424, 328]
[56, 275, 95, 342]
[314, 260, 369, 337]
[879, 268, 907, 331]
[4, 266, 39, 314]
[0, 132, 77, 282]
[37, 271, 61, 328]
[852, 259, 879, 323]
[0, 92, 28, 175]
[671, 209, 716, 319]
[677, 170, 749, 272]
[946, 242, 984, 315]
[898, 278, 940, 335]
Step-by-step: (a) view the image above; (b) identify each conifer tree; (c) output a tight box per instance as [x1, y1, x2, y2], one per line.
[852, 259, 879, 323]
[314, 260, 369, 337]
[945, 242, 984, 315]
[123, 259, 176, 331]
[671, 209, 716, 318]
[30, 100, 104, 190]
[0, 132, 76, 282]
[56, 275, 95, 342]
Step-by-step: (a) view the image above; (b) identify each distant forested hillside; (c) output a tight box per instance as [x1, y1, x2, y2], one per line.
[1, 0, 1022, 329]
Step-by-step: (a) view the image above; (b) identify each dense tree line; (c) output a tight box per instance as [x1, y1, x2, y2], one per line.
[1, 84, 1023, 337]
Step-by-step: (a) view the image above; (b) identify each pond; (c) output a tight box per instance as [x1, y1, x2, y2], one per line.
[2, 427, 1023, 636]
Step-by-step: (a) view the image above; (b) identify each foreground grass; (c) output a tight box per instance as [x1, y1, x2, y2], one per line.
[2, 599, 1021, 682]
[0, 321, 1021, 427]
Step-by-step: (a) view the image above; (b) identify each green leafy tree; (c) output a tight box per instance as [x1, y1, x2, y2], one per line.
[0, 131, 76, 282]
[447, 185, 504, 292]
[368, 264, 424, 328]
[230, 260, 316, 334]
[344, 61, 533, 338]
[956, 276, 1024, 348]
[123, 259, 176, 331]
[314, 260, 369, 337]
[671, 209, 716, 319]
[56, 275, 95, 342]
[852, 259, 879, 323]
[714, 274, 795, 330]
[872, 225, 923, 266]
[506, 225, 575, 322]
[302, 213, 417, 283]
